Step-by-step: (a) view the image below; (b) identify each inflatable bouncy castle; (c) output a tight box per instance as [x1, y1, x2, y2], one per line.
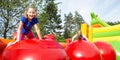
[81, 12, 120, 60]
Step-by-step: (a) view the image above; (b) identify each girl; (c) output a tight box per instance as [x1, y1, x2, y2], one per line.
[14, 6, 42, 43]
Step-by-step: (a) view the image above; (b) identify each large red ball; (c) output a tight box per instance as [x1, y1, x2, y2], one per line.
[94, 41, 116, 60]
[2, 38, 68, 60]
[65, 40, 101, 60]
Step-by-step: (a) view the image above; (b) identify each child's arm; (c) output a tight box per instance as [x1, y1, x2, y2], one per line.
[7, 21, 23, 47]
[72, 34, 77, 42]
[34, 23, 42, 40]
[16, 21, 23, 42]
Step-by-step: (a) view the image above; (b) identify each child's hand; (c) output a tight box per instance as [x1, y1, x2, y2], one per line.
[38, 37, 43, 40]
[6, 41, 19, 47]
[6, 42, 15, 47]
[12, 40, 19, 44]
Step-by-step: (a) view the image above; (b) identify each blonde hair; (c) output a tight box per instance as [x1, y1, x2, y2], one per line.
[24, 6, 38, 18]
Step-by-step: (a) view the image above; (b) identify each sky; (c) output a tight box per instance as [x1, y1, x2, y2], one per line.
[56, 0, 120, 24]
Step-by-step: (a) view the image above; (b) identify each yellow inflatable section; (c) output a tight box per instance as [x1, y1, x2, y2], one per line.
[93, 36, 120, 42]
[91, 19, 120, 42]
[92, 24, 120, 42]
[93, 24, 120, 33]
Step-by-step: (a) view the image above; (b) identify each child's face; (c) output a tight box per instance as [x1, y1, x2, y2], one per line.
[27, 8, 36, 20]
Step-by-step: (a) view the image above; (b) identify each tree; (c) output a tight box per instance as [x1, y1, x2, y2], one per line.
[39, 1, 62, 36]
[63, 13, 73, 38]
[0, 0, 29, 38]
[72, 11, 85, 34]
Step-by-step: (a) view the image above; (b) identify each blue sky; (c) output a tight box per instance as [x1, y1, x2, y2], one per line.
[56, 0, 120, 24]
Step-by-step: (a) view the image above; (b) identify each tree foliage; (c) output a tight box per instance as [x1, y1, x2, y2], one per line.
[0, 0, 29, 38]
[107, 21, 120, 25]
[73, 11, 85, 30]
[63, 13, 73, 38]
[39, 1, 62, 37]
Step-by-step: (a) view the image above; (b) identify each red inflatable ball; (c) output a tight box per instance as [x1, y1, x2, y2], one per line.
[43, 34, 56, 41]
[94, 41, 116, 60]
[65, 40, 101, 60]
[2, 38, 68, 60]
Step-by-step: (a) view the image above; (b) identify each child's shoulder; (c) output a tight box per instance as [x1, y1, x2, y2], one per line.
[21, 15, 27, 23]
[21, 15, 27, 19]
[21, 15, 28, 21]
